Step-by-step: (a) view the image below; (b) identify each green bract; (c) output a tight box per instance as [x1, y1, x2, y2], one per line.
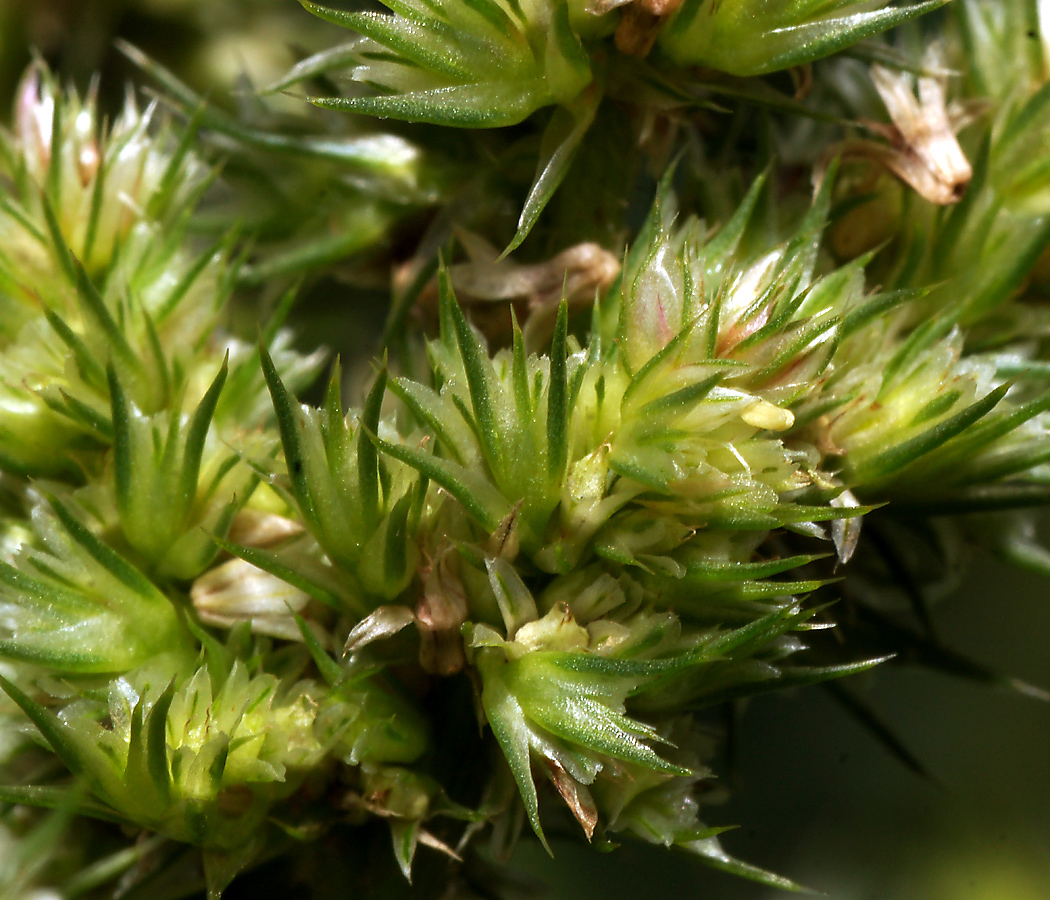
[659, 0, 948, 75]
[299, 0, 592, 127]
[0, 498, 194, 674]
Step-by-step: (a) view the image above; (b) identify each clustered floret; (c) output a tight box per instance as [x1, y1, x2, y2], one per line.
[2, 2, 1050, 898]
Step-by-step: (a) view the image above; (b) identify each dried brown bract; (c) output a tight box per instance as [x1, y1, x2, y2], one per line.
[614, 0, 686, 58]
[416, 549, 470, 676]
[822, 49, 981, 205]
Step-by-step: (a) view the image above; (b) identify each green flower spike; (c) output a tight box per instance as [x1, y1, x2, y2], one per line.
[580, 171, 869, 545]
[0, 65, 224, 479]
[607, 163, 1050, 521]
[375, 206, 869, 581]
[0, 662, 325, 850]
[295, 0, 597, 249]
[297, 0, 592, 127]
[468, 560, 870, 856]
[262, 351, 423, 605]
[0, 497, 194, 674]
[5, 64, 212, 293]
[109, 356, 264, 581]
[377, 271, 574, 561]
[467, 576, 691, 850]
[658, 0, 948, 75]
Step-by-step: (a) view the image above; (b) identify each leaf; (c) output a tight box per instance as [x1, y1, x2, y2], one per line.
[42, 305, 106, 390]
[850, 384, 1009, 483]
[73, 261, 141, 373]
[155, 236, 225, 325]
[663, 0, 948, 75]
[311, 82, 549, 129]
[638, 374, 723, 418]
[264, 41, 360, 95]
[689, 656, 894, 707]
[504, 87, 601, 254]
[963, 215, 1050, 319]
[370, 431, 511, 531]
[524, 692, 689, 775]
[118, 40, 421, 178]
[208, 533, 353, 613]
[511, 311, 532, 421]
[203, 834, 265, 900]
[313, 10, 471, 80]
[387, 378, 470, 466]
[0, 674, 92, 780]
[447, 272, 501, 469]
[123, 683, 176, 807]
[486, 557, 538, 636]
[358, 364, 388, 533]
[39, 189, 77, 284]
[0, 784, 128, 825]
[691, 604, 810, 663]
[260, 345, 315, 522]
[547, 300, 569, 480]
[679, 553, 830, 582]
[703, 168, 769, 271]
[477, 651, 549, 853]
[682, 837, 809, 892]
[841, 287, 930, 338]
[342, 605, 415, 658]
[694, 578, 837, 604]
[290, 611, 344, 687]
[390, 819, 420, 882]
[47, 496, 162, 602]
[62, 834, 169, 899]
[178, 355, 229, 517]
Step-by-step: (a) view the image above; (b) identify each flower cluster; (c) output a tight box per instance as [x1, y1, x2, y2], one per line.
[1, 2, 1050, 899]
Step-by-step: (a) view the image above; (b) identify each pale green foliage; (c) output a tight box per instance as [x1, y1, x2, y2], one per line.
[292, 0, 943, 250]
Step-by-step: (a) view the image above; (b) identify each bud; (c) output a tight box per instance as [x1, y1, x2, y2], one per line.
[0, 498, 194, 675]
[658, 0, 943, 75]
[0, 63, 228, 480]
[467, 585, 692, 848]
